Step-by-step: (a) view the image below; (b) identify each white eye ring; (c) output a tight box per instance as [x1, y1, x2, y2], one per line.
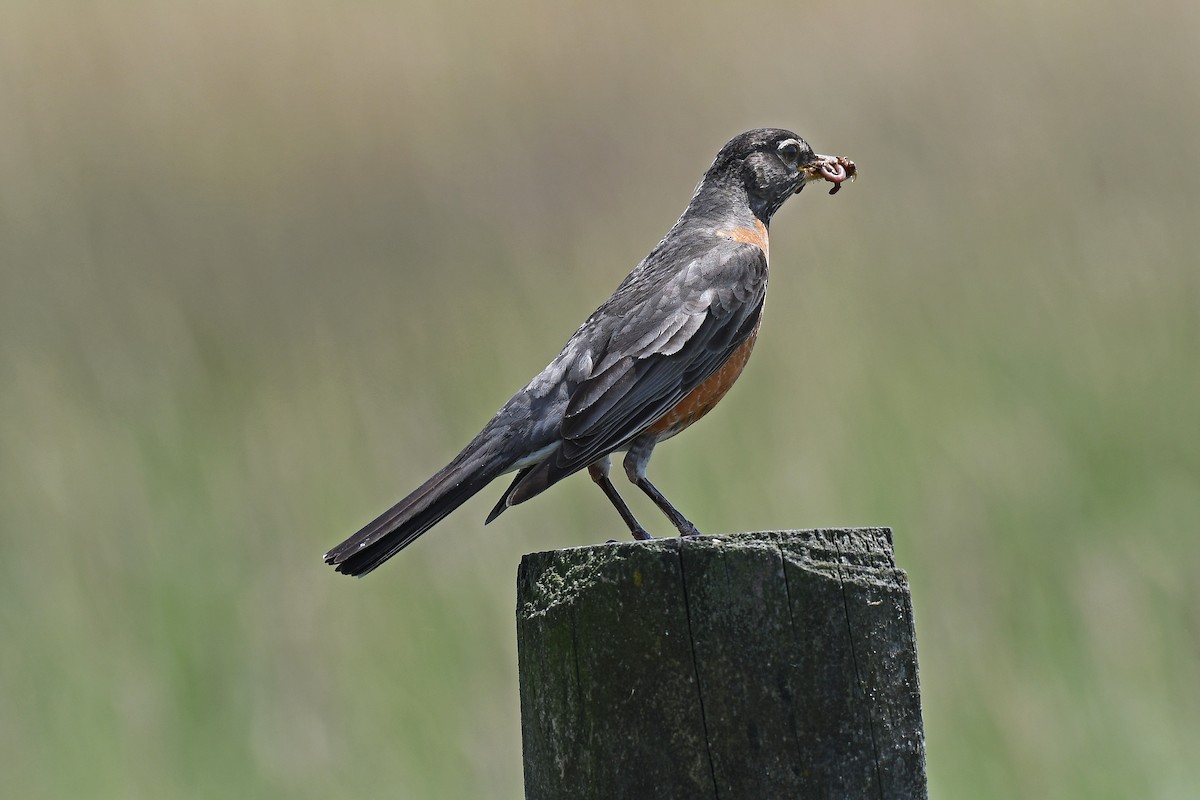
[777, 139, 802, 165]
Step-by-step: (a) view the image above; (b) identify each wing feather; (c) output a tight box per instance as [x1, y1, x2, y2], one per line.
[504, 240, 768, 506]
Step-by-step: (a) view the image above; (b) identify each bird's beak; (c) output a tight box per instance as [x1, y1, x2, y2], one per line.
[800, 153, 857, 195]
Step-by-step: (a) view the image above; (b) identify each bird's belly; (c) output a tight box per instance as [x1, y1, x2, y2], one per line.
[643, 323, 760, 442]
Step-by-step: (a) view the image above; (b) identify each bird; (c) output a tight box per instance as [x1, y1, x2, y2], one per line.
[325, 128, 854, 576]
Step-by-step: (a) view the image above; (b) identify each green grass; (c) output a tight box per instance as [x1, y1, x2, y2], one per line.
[2, 1, 1198, 797]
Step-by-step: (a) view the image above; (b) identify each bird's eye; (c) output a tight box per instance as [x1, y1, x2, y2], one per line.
[777, 141, 801, 166]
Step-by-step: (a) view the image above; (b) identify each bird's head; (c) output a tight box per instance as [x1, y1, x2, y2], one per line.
[705, 128, 856, 221]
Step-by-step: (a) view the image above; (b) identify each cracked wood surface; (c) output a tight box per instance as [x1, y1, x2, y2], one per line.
[516, 529, 927, 800]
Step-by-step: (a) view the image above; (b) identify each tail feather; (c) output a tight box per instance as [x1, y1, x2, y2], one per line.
[325, 444, 507, 576]
[482, 444, 578, 525]
[483, 466, 535, 524]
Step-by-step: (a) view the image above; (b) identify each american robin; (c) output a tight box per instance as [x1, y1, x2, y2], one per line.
[326, 128, 854, 576]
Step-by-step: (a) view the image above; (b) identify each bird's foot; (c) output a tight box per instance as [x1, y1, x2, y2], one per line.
[677, 523, 702, 538]
[606, 526, 655, 544]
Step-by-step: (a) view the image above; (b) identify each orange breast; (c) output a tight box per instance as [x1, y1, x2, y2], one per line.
[720, 219, 769, 262]
[644, 322, 760, 440]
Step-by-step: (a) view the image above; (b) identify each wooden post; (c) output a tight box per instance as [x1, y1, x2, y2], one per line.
[516, 528, 927, 800]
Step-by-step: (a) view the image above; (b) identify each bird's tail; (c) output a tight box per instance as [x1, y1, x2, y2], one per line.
[324, 433, 510, 576]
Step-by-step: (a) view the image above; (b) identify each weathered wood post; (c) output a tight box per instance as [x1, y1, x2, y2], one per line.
[516, 528, 926, 799]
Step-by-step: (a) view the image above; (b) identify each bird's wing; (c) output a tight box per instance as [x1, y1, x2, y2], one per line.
[504, 239, 767, 505]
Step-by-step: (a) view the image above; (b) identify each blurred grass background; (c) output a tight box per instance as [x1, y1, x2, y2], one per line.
[2, 0, 1198, 797]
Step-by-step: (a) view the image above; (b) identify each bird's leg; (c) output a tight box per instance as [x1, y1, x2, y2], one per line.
[588, 457, 654, 541]
[623, 441, 701, 538]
